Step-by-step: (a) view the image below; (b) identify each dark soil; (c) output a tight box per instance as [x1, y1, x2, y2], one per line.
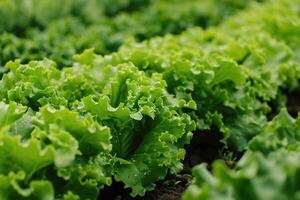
[286, 90, 300, 118]
[268, 90, 300, 120]
[100, 174, 191, 200]
[183, 130, 223, 172]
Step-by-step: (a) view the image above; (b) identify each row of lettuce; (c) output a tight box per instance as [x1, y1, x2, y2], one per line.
[0, 0, 299, 199]
[182, 0, 300, 199]
[183, 110, 300, 200]
[0, 0, 154, 33]
[0, 0, 259, 69]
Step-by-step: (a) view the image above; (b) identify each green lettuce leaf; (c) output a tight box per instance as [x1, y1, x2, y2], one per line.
[0, 134, 54, 177]
[0, 171, 54, 200]
[183, 150, 300, 200]
[249, 109, 300, 154]
[0, 101, 26, 127]
[81, 63, 195, 196]
[34, 106, 111, 156]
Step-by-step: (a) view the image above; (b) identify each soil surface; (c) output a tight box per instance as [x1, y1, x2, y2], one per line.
[100, 174, 191, 200]
[286, 90, 300, 118]
[268, 90, 300, 120]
